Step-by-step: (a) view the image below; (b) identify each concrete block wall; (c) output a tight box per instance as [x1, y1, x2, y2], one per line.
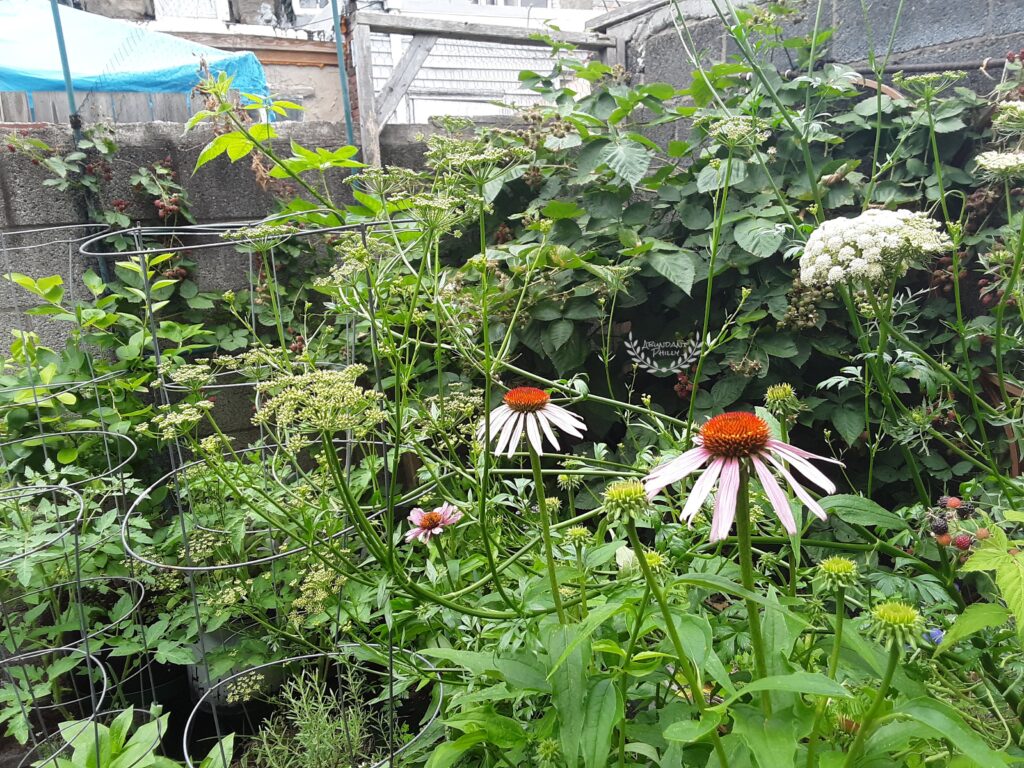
[0, 119, 430, 352]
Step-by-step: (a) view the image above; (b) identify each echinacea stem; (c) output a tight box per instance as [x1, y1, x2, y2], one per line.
[625, 521, 730, 768]
[841, 643, 899, 768]
[736, 463, 771, 715]
[805, 585, 846, 767]
[529, 447, 566, 623]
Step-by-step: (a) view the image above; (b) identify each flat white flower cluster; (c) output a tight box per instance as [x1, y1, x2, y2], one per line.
[993, 100, 1024, 134]
[975, 150, 1024, 179]
[799, 209, 950, 288]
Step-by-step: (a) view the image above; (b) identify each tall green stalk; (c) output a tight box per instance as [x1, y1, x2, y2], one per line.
[530, 447, 565, 624]
[735, 464, 771, 715]
[841, 643, 900, 767]
[625, 522, 730, 767]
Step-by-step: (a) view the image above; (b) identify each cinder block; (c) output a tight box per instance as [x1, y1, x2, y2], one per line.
[831, 0, 985, 62]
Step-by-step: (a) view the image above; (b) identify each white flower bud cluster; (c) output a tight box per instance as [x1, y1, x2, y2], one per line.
[975, 150, 1024, 179]
[992, 100, 1024, 134]
[799, 210, 950, 288]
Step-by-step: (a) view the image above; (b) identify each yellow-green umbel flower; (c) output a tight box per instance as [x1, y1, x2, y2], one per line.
[817, 556, 859, 591]
[602, 479, 650, 525]
[868, 600, 924, 650]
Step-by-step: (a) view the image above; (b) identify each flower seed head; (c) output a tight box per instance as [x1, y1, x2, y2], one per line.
[869, 600, 924, 650]
[817, 556, 859, 590]
[602, 479, 650, 524]
[503, 386, 551, 413]
[700, 412, 770, 458]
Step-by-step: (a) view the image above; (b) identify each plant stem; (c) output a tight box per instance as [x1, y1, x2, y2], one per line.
[842, 643, 899, 767]
[617, 583, 651, 768]
[625, 521, 730, 768]
[736, 463, 770, 715]
[530, 447, 565, 623]
[805, 586, 847, 768]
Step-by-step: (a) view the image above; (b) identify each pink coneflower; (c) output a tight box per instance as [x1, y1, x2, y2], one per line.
[643, 412, 842, 542]
[479, 386, 586, 457]
[405, 503, 462, 543]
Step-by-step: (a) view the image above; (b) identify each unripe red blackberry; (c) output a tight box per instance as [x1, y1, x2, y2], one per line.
[953, 533, 973, 551]
[935, 533, 952, 547]
[975, 527, 991, 540]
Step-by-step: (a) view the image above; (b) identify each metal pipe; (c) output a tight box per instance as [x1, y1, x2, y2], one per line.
[330, 0, 356, 147]
[48, 0, 82, 140]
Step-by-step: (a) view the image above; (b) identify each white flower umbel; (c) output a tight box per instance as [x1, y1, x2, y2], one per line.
[478, 386, 586, 457]
[992, 100, 1024, 135]
[799, 209, 950, 289]
[975, 150, 1024, 180]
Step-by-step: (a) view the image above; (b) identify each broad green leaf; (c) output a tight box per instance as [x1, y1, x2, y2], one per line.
[581, 678, 621, 768]
[937, 603, 1009, 652]
[664, 710, 721, 742]
[718, 672, 849, 708]
[647, 250, 696, 294]
[198, 733, 234, 768]
[542, 200, 585, 219]
[731, 705, 800, 768]
[599, 140, 651, 187]
[887, 698, 1005, 768]
[546, 602, 624, 677]
[818, 495, 908, 530]
[733, 218, 783, 258]
[426, 731, 487, 768]
[544, 624, 586, 766]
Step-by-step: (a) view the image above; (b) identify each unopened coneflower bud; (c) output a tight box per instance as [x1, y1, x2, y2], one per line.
[818, 556, 859, 591]
[868, 600, 924, 651]
[643, 549, 668, 574]
[557, 473, 583, 491]
[564, 526, 592, 547]
[602, 479, 650, 525]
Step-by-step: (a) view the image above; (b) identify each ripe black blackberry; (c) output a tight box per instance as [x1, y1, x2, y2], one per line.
[956, 501, 976, 520]
[929, 516, 949, 536]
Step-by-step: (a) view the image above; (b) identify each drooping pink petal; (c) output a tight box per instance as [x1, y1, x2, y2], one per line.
[766, 439, 843, 465]
[710, 458, 740, 542]
[680, 456, 725, 525]
[751, 456, 797, 535]
[536, 411, 561, 452]
[525, 414, 545, 455]
[404, 527, 421, 542]
[494, 412, 522, 457]
[764, 454, 828, 521]
[766, 442, 837, 493]
[643, 447, 712, 499]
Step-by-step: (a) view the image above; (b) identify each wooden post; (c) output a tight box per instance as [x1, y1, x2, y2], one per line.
[375, 34, 438, 127]
[351, 21, 381, 166]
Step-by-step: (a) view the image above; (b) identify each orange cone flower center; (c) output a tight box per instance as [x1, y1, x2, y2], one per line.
[418, 511, 443, 529]
[699, 412, 770, 458]
[504, 386, 551, 413]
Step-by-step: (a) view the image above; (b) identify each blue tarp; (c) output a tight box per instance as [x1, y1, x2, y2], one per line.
[0, 0, 268, 97]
